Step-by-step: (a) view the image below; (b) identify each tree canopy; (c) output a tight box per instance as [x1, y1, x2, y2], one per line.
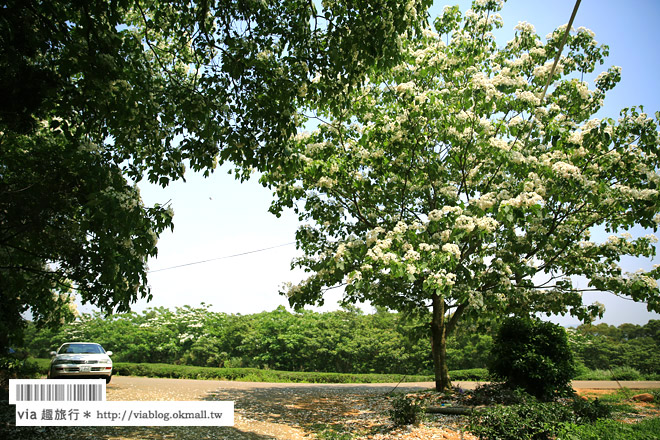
[0, 0, 430, 350]
[262, 0, 660, 390]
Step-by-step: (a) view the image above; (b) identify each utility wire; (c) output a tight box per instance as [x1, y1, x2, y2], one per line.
[148, 241, 296, 273]
[540, 0, 582, 102]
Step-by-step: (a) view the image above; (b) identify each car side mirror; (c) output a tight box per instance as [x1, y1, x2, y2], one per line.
[106, 351, 113, 356]
[49, 351, 57, 357]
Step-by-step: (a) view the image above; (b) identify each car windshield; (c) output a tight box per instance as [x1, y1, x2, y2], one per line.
[58, 344, 105, 354]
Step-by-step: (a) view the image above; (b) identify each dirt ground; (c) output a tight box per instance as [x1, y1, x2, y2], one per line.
[100, 377, 660, 440]
[106, 377, 476, 439]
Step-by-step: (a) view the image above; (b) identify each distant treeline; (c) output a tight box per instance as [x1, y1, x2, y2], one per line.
[21, 305, 660, 376]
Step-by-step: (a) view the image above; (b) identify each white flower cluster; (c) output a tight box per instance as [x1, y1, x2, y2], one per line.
[396, 81, 416, 95]
[318, 176, 337, 188]
[422, 27, 439, 39]
[515, 21, 536, 34]
[404, 248, 421, 261]
[567, 131, 583, 145]
[366, 226, 386, 245]
[429, 269, 456, 288]
[366, 237, 398, 264]
[489, 138, 510, 151]
[475, 216, 500, 233]
[472, 72, 502, 102]
[472, 192, 496, 210]
[491, 68, 527, 88]
[575, 81, 591, 100]
[419, 242, 439, 252]
[346, 270, 362, 285]
[334, 243, 347, 261]
[615, 184, 658, 200]
[455, 215, 476, 233]
[475, 0, 504, 7]
[501, 191, 544, 208]
[516, 89, 540, 106]
[552, 161, 582, 179]
[442, 243, 461, 259]
[533, 60, 562, 79]
[428, 205, 463, 222]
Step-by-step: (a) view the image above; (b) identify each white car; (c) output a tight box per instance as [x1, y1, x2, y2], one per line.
[48, 342, 113, 383]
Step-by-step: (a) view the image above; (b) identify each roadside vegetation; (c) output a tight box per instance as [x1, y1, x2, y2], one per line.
[17, 306, 660, 380]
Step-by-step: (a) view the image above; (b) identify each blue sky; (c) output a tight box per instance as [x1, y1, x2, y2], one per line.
[79, 0, 660, 327]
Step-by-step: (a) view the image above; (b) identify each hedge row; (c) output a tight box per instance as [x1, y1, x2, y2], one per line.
[35, 359, 494, 383]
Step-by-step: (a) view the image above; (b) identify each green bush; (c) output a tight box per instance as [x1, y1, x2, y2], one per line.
[0, 355, 43, 398]
[466, 383, 535, 406]
[570, 397, 613, 423]
[573, 369, 611, 381]
[389, 394, 424, 426]
[468, 401, 573, 440]
[449, 368, 489, 381]
[609, 366, 643, 381]
[111, 362, 434, 384]
[651, 389, 660, 406]
[489, 317, 576, 401]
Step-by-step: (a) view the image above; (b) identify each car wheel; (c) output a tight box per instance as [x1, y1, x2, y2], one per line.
[105, 375, 112, 384]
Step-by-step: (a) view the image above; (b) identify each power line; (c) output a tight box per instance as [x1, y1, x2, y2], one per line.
[540, 0, 582, 102]
[148, 241, 296, 273]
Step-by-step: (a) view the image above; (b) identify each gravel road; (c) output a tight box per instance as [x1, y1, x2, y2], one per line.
[105, 376, 458, 439]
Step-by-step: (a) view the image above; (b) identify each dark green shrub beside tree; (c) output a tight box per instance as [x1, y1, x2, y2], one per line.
[489, 317, 576, 401]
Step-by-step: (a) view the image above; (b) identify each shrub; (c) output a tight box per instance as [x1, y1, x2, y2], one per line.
[489, 317, 576, 401]
[609, 366, 642, 381]
[0, 355, 42, 398]
[651, 389, 660, 406]
[110, 362, 434, 383]
[389, 394, 424, 426]
[449, 368, 490, 381]
[573, 369, 611, 381]
[466, 383, 534, 406]
[468, 401, 573, 440]
[570, 397, 613, 423]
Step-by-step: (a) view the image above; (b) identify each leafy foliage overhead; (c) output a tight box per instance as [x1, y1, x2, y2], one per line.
[1, 0, 432, 183]
[0, 0, 431, 350]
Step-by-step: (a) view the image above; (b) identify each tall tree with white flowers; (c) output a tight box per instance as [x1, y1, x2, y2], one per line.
[262, 0, 660, 391]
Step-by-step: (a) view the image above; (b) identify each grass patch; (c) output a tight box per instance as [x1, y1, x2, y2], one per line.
[558, 418, 660, 440]
[574, 367, 659, 381]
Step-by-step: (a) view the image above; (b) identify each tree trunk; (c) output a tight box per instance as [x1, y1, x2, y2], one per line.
[430, 294, 451, 392]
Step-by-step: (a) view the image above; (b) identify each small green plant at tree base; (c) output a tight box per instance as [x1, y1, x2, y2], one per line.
[389, 394, 424, 426]
[489, 317, 576, 401]
[570, 397, 614, 424]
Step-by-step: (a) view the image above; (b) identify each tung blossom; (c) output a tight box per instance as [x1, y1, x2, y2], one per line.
[515, 21, 535, 33]
[455, 215, 476, 233]
[501, 191, 544, 208]
[396, 81, 416, 94]
[552, 161, 582, 179]
[516, 89, 540, 106]
[473, 192, 496, 210]
[442, 243, 461, 259]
